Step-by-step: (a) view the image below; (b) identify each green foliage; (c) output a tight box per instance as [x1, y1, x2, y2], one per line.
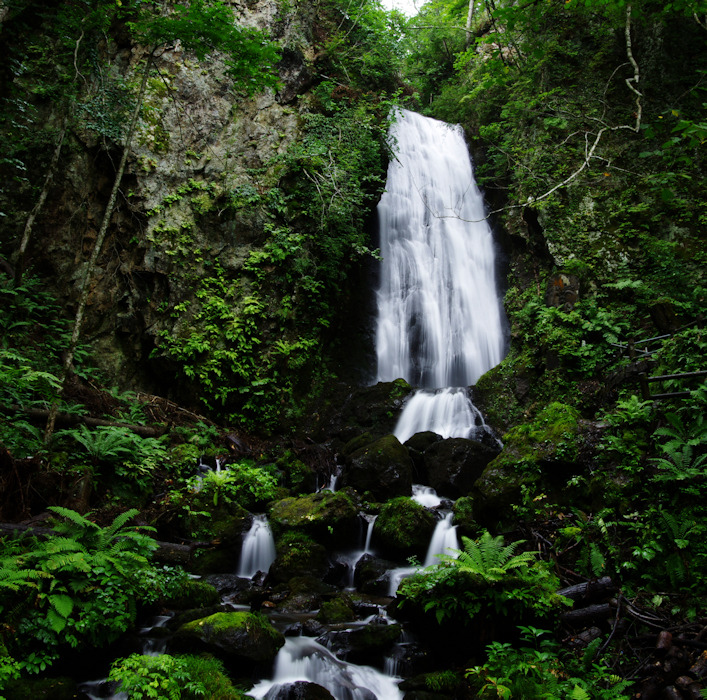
[108, 653, 244, 700]
[190, 460, 280, 510]
[599, 395, 654, 470]
[0, 507, 184, 676]
[397, 531, 567, 625]
[467, 626, 631, 699]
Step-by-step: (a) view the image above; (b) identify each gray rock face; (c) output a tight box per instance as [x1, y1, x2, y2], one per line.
[266, 682, 335, 700]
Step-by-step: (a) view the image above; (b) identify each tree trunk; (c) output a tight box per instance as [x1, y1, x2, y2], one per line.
[14, 123, 67, 287]
[44, 55, 153, 443]
[465, 0, 476, 49]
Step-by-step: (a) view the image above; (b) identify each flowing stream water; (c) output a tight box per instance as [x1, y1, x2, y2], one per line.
[375, 109, 506, 441]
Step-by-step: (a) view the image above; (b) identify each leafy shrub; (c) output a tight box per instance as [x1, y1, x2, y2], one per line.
[188, 460, 280, 510]
[468, 626, 631, 699]
[108, 653, 245, 699]
[396, 531, 567, 625]
[0, 507, 186, 676]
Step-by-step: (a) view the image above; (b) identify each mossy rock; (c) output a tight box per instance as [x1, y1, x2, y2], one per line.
[341, 434, 413, 501]
[191, 509, 254, 574]
[423, 437, 499, 498]
[354, 553, 399, 595]
[324, 621, 402, 666]
[316, 595, 355, 623]
[452, 496, 478, 539]
[269, 530, 329, 583]
[269, 490, 359, 545]
[404, 431, 443, 482]
[341, 431, 377, 456]
[274, 575, 338, 613]
[284, 458, 317, 494]
[172, 611, 284, 668]
[160, 579, 221, 609]
[3, 677, 77, 700]
[374, 497, 436, 558]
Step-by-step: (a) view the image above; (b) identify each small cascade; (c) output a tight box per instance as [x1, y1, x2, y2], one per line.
[238, 514, 276, 578]
[138, 613, 173, 656]
[394, 388, 491, 444]
[423, 512, 459, 567]
[249, 637, 403, 700]
[338, 513, 378, 588]
[77, 680, 126, 700]
[375, 109, 506, 439]
[411, 484, 442, 509]
[387, 510, 459, 595]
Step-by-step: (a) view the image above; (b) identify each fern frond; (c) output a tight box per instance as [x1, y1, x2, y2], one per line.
[102, 508, 140, 544]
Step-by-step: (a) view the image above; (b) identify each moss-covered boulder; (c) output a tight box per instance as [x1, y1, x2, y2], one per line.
[160, 579, 221, 609]
[374, 497, 436, 558]
[3, 677, 77, 700]
[308, 379, 414, 447]
[323, 621, 402, 666]
[423, 437, 499, 498]
[341, 435, 413, 501]
[172, 611, 284, 669]
[316, 594, 355, 623]
[452, 496, 478, 539]
[354, 553, 399, 595]
[269, 490, 359, 545]
[269, 531, 329, 583]
[473, 403, 581, 527]
[273, 575, 338, 614]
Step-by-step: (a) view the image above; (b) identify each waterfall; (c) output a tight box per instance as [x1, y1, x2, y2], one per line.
[249, 637, 403, 700]
[238, 514, 276, 578]
[423, 512, 458, 567]
[375, 109, 506, 439]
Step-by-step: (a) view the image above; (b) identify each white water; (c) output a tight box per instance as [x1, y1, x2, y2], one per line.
[387, 511, 459, 595]
[249, 637, 403, 700]
[423, 512, 459, 567]
[238, 514, 276, 578]
[375, 109, 505, 439]
[411, 484, 442, 509]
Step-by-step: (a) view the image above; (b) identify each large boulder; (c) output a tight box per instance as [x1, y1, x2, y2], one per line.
[321, 621, 402, 666]
[341, 435, 413, 501]
[354, 553, 400, 595]
[269, 490, 359, 546]
[172, 611, 284, 670]
[269, 531, 329, 584]
[423, 437, 499, 499]
[373, 497, 436, 559]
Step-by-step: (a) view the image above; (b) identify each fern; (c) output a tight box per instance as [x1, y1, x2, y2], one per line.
[443, 531, 537, 583]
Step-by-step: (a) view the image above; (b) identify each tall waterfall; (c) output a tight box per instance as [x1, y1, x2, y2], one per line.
[375, 110, 505, 441]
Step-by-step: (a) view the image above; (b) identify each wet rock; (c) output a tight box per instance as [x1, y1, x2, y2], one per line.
[423, 437, 499, 499]
[273, 576, 337, 614]
[373, 497, 436, 558]
[322, 621, 402, 667]
[172, 611, 284, 669]
[404, 431, 443, 482]
[354, 553, 399, 595]
[269, 491, 359, 546]
[342, 435, 413, 501]
[452, 496, 477, 539]
[265, 681, 335, 700]
[269, 532, 329, 584]
[316, 595, 355, 624]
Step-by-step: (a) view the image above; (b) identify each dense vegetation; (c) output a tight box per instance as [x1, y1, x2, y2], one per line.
[0, 0, 706, 697]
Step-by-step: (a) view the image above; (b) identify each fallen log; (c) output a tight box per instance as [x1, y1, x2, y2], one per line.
[561, 603, 614, 625]
[0, 403, 167, 438]
[558, 576, 616, 602]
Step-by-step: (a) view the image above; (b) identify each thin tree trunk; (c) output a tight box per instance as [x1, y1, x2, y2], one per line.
[44, 55, 153, 443]
[14, 124, 67, 287]
[465, 0, 476, 49]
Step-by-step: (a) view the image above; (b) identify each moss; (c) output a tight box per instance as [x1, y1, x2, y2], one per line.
[316, 596, 355, 623]
[269, 530, 328, 583]
[375, 497, 436, 557]
[269, 490, 358, 541]
[452, 496, 478, 539]
[161, 579, 221, 609]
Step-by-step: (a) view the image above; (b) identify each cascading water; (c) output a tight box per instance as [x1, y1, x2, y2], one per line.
[238, 514, 277, 578]
[375, 109, 506, 440]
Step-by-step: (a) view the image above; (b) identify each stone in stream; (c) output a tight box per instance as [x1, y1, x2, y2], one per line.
[265, 681, 335, 700]
[172, 611, 284, 670]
